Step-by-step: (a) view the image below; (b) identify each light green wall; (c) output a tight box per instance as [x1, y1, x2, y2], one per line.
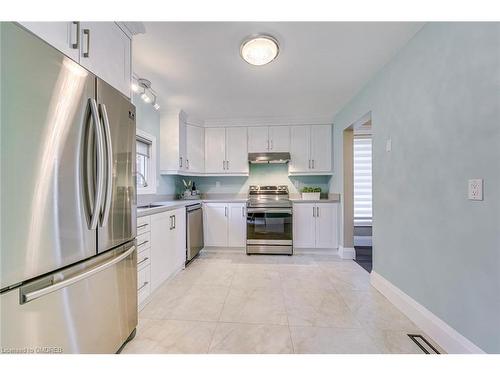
[333, 23, 500, 352]
[132, 93, 179, 195]
[190, 163, 331, 195]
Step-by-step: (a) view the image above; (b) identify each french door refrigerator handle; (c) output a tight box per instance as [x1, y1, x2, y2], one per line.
[83, 28, 90, 58]
[21, 245, 136, 304]
[98, 103, 113, 226]
[88, 98, 105, 230]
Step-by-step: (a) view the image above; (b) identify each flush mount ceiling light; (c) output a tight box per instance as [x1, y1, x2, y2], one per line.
[240, 35, 279, 66]
[131, 75, 160, 111]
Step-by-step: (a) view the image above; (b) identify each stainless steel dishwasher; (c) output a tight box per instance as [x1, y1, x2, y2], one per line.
[186, 203, 204, 264]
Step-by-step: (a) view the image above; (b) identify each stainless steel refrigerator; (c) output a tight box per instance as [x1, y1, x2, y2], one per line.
[0, 23, 138, 353]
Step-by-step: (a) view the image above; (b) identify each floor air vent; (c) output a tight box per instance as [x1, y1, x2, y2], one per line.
[407, 334, 440, 354]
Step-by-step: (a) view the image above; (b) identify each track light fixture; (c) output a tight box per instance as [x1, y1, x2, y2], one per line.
[131, 75, 160, 111]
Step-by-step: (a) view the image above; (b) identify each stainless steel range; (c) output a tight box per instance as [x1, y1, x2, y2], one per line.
[246, 185, 293, 255]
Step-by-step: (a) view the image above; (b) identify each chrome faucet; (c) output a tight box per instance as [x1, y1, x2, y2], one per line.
[136, 172, 148, 187]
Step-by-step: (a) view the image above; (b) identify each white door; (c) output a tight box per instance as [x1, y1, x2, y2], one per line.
[315, 203, 338, 248]
[310, 125, 332, 172]
[269, 126, 290, 152]
[248, 127, 269, 152]
[20, 22, 80, 61]
[228, 203, 246, 247]
[292, 203, 316, 248]
[150, 211, 173, 290]
[203, 203, 228, 247]
[172, 208, 187, 269]
[289, 126, 311, 173]
[186, 125, 204, 172]
[204, 127, 226, 173]
[225, 127, 248, 174]
[79, 22, 131, 97]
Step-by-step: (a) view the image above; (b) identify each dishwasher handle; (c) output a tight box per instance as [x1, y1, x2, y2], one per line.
[186, 203, 202, 212]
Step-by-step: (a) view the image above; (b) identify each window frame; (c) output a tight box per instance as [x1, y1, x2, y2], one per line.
[136, 129, 157, 195]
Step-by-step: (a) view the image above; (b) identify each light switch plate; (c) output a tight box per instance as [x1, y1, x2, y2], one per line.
[386, 138, 392, 152]
[468, 179, 483, 200]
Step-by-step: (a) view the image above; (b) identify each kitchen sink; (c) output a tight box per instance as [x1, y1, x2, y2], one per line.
[137, 204, 164, 209]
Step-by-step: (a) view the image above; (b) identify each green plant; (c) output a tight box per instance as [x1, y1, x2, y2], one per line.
[301, 186, 321, 193]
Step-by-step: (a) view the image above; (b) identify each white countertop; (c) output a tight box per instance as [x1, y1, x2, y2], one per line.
[290, 198, 340, 203]
[137, 198, 248, 217]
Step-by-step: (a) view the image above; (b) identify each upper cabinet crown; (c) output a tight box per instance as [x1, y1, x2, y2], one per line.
[248, 126, 290, 153]
[205, 127, 248, 175]
[19, 22, 131, 98]
[289, 125, 332, 175]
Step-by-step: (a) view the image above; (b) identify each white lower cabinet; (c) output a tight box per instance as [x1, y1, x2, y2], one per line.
[147, 207, 186, 296]
[203, 202, 246, 247]
[293, 203, 338, 249]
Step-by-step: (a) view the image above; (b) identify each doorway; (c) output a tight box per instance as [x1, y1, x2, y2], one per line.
[342, 113, 372, 272]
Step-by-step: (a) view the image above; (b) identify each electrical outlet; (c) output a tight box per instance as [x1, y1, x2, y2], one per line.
[468, 179, 483, 201]
[215, 181, 221, 188]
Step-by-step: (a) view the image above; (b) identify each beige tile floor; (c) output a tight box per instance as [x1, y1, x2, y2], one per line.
[122, 250, 442, 354]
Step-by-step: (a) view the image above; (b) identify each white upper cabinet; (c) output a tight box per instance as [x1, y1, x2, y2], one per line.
[293, 203, 338, 249]
[20, 22, 80, 61]
[79, 22, 131, 98]
[228, 203, 246, 247]
[269, 126, 290, 152]
[205, 127, 248, 175]
[248, 127, 269, 153]
[289, 125, 332, 175]
[290, 126, 311, 173]
[186, 125, 205, 173]
[160, 110, 188, 174]
[20, 22, 132, 98]
[225, 127, 248, 174]
[204, 127, 226, 174]
[248, 126, 290, 153]
[310, 125, 332, 172]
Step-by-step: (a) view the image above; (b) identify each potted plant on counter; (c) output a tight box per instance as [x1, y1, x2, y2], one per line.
[301, 187, 321, 200]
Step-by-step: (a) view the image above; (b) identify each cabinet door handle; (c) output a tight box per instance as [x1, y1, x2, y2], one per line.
[137, 257, 149, 266]
[316, 207, 319, 217]
[186, 159, 189, 169]
[71, 22, 80, 49]
[313, 206, 316, 217]
[308, 160, 311, 169]
[179, 157, 183, 168]
[138, 281, 149, 292]
[83, 28, 90, 58]
[137, 223, 148, 229]
[312, 159, 315, 169]
[226, 160, 229, 170]
[270, 140, 273, 150]
[225, 206, 228, 217]
[137, 240, 149, 248]
[222, 160, 225, 170]
[169, 215, 173, 230]
[242, 206, 245, 217]
[173, 215, 176, 229]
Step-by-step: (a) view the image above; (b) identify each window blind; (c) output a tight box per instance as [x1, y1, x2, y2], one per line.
[136, 137, 151, 158]
[353, 136, 372, 226]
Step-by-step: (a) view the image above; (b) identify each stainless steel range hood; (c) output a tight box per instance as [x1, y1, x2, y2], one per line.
[248, 152, 291, 164]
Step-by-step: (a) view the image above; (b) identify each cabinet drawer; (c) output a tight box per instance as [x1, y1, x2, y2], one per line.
[137, 264, 151, 307]
[137, 216, 151, 235]
[137, 232, 151, 251]
[137, 247, 151, 269]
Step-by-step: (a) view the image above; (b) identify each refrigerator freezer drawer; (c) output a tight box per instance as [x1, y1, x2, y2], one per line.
[0, 242, 137, 354]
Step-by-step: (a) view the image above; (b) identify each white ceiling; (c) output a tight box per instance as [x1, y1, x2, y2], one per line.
[133, 22, 424, 124]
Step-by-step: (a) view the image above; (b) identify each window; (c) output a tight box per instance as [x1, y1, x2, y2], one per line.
[353, 135, 372, 226]
[136, 129, 156, 195]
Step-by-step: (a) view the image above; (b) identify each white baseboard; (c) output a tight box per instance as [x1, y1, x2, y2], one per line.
[338, 246, 356, 260]
[370, 271, 485, 354]
[293, 247, 339, 255]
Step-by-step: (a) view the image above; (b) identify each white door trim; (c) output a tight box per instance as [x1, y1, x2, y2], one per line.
[370, 271, 485, 354]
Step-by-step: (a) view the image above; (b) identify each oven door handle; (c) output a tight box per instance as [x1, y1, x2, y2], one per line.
[246, 208, 292, 214]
